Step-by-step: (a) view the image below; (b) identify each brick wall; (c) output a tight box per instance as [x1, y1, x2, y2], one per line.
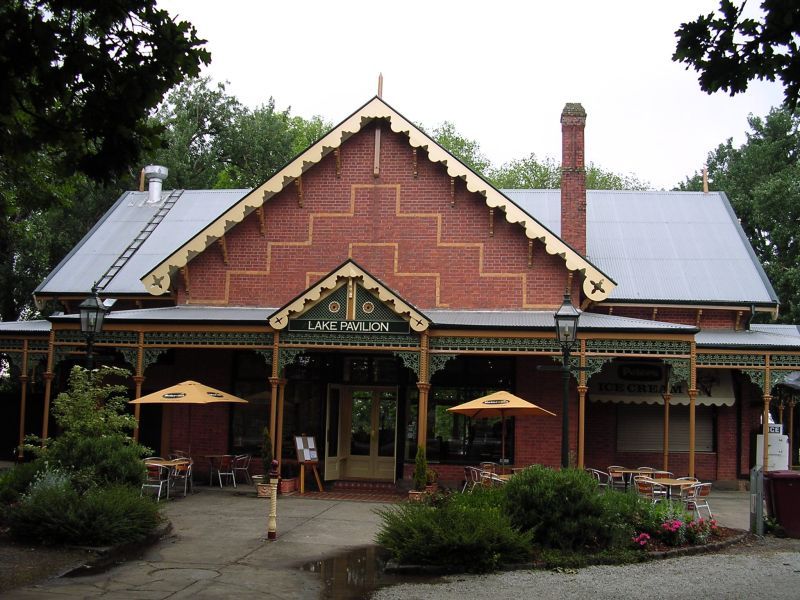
[179, 122, 569, 310]
[560, 104, 587, 256]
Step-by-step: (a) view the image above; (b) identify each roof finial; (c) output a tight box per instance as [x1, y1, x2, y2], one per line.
[702, 165, 709, 194]
[377, 73, 383, 98]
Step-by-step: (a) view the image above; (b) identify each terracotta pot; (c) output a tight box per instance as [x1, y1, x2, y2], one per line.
[256, 483, 270, 498]
[425, 483, 438, 494]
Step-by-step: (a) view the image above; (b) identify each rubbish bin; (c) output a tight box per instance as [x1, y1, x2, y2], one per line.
[763, 470, 800, 538]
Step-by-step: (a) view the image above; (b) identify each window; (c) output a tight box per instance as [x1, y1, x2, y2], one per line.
[404, 357, 515, 464]
[616, 405, 714, 452]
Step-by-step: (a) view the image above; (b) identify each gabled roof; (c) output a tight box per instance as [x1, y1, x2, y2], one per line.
[268, 259, 430, 332]
[505, 189, 779, 310]
[140, 96, 615, 302]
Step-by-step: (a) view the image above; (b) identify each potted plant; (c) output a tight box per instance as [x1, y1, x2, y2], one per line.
[279, 462, 298, 494]
[409, 446, 427, 502]
[254, 428, 273, 498]
[425, 467, 439, 494]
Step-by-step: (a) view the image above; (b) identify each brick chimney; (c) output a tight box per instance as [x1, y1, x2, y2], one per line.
[560, 103, 587, 256]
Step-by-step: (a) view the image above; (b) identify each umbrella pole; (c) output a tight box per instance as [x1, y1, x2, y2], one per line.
[501, 413, 506, 468]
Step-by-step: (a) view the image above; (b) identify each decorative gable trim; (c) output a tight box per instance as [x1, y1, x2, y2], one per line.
[268, 259, 430, 332]
[141, 97, 615, 302]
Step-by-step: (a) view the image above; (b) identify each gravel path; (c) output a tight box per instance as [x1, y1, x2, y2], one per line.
[374, 537, 800, 600]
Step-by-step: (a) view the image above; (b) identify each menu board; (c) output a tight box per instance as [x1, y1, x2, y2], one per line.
[294, 435, 318, 463]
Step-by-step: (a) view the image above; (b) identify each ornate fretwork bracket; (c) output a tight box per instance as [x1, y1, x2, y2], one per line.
[770, 370, 794, 389]
[428, 353, 457, 379]
[393, 351, 420, 377]
[279, 348, 306, 372]
[118, 349, 138, 370]
[584, 357, 612, 381]
[741, 369, 765, 392]
[663, 358, 691, 388]
[253, 350, 273, 367]
[143, 349, 169, 370]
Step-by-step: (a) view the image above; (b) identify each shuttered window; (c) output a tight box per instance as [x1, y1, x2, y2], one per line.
[616, 405, 714, 452]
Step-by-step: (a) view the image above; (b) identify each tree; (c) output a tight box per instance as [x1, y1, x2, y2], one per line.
[491, 153, 650, 190]
[0, 0, 209, 179]
[0, 1, 208, 321]
[677, 107, 800, 322]
[430, 121, 492, 175]
[674, 0, 800, 110]
[145, 78, 331, 189]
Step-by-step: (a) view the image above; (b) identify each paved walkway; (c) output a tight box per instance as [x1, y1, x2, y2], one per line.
[6, 487, 387, 599]
[1, 486, 761, 599]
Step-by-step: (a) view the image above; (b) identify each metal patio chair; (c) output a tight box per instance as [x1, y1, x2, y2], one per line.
[170, 459, 193, 497]
[141, 464, 170, 502]
[585, 467, 610, 489]
[233, 454, 252, 485]
[682, 482, 713, 519]
[213, 454, 237, 488]
[633, 475, 667, 504]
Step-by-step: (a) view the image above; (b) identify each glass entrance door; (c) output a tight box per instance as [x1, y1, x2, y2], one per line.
[333, 387, 397, 481]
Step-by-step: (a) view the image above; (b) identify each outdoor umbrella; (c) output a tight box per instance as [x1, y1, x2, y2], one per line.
[447, 390, 556, 465]
[129, 381, 248, 452]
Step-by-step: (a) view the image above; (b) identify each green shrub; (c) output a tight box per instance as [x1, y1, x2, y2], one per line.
[502, 466, 611, 551]
[0, 461, 42, 506]
[8, 470, 160, 546]
[25, 366, 149, 489]
[412, 446, 427, 491]
[376, 490, 532, 572]
[71, 485, 161, 545]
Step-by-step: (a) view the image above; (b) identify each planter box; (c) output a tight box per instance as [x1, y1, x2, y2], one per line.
[279, 477, 297, 494]
[408, 490, 425, 502]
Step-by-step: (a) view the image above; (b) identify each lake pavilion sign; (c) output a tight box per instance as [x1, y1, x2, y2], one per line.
[268, 260, 430, 335]
[288, 319, 410, 334]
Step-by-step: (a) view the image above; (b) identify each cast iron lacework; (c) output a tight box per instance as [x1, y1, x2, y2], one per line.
[430, 336, 562, 353]
[770, 371, 795, 389]
[586, 339, 691, 356]
[279, 348, 306, 371]
[769, 354, 800, 368]
[56, 330, 137, 345]
[143, 331, 271, 347]
[253, 350, 273, 367]
[54, 346, 81, 367]
[584, 357, 612, 381]
[279, 331, 418, 348]
[664, 359, 691, 387]
[547, 355, 582, 381]
[30, 339, 50, 352]
[697, 353, 765, 367]
[393, 352, 420, 376]
[741, 369, 765, 391]
[428, 353, 457, 378]
[0, 340, 24, 351]
[118, 349, 138, 370]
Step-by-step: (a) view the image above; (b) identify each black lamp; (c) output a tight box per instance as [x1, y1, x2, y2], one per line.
[554, 292, 580, 468]
[79, 285, 111, 369]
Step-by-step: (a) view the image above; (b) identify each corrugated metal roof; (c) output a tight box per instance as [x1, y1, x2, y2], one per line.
[36, 189, 250, 296]
[751, 324, 800, 338]
[504, 189, 777, 306]
[0, 320, 51, 333]
[37, 184, 777, 310]
[49, 305, 276, 324]
[426, 309, 695, 332]
[696, 328, 800, 349]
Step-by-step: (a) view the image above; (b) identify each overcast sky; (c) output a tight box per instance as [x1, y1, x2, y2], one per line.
[157, 1, 785, 190]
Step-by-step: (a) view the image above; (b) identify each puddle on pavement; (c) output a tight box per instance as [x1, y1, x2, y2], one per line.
[301, 546, 440, 600]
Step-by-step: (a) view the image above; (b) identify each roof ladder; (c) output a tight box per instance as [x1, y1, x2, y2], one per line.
[95, 189, 185, 291]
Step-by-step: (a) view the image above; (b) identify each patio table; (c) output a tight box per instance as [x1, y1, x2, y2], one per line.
[199, 455, 233, 485]
[654, 477, 696, 499]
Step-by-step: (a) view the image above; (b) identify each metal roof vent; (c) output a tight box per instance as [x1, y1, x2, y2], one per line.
[143, 165, 169, 204]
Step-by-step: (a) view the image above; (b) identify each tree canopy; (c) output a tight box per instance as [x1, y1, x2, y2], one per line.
[674, 1, 800, 110]
[677, 107, 800, 322]
[431, 122, 650, 190]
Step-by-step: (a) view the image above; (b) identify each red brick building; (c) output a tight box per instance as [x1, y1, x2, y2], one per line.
[1, 96, 797, 486]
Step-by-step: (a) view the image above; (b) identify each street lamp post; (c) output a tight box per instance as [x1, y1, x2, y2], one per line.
[553, 292, 580, 469]
[78, 285, 111, 370]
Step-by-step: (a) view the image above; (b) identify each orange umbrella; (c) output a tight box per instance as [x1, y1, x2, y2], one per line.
[130, 381, 249, 406]
[447, 391, 556, 465]
[130, 381, 248, 452]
